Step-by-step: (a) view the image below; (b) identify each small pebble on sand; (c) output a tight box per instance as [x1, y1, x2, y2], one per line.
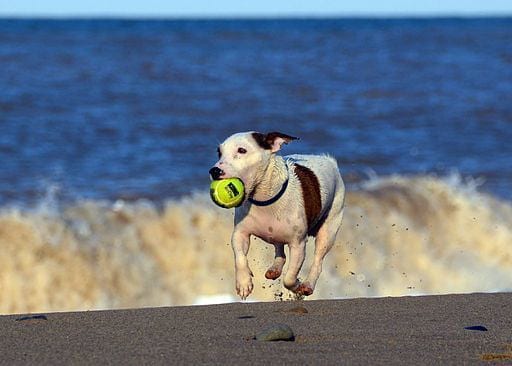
[285, 306, 308, 314]
[255, 323, 295, 341]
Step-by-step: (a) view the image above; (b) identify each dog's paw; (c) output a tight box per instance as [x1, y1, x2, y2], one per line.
[295, 282, 314, 296]
[236, 272, 254, 300]
[283, 278, 300, 292]
[265, 267, 282, 280]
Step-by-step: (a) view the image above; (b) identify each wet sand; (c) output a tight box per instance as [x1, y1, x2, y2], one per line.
[1, 293, 511, 365]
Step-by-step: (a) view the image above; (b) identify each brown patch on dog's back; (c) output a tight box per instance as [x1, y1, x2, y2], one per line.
[294, 164, 322, 236]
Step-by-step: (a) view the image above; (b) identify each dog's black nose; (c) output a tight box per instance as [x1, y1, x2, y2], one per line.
[209, 167, 224, 180]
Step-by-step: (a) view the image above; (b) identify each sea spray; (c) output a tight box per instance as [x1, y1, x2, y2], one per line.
[0, 175, 511, 314]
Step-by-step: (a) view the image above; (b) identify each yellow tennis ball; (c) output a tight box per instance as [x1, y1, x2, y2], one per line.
[210, 178, 245, 208]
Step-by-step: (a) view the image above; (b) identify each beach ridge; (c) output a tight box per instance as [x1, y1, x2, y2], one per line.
[1, 292, 510, 364]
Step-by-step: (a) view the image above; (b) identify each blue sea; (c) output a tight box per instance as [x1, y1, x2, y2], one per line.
[1, 18, 512, 314]
[1, 18, 511, 205]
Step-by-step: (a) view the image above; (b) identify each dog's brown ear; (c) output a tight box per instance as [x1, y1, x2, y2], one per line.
[252, 132, 298, 153]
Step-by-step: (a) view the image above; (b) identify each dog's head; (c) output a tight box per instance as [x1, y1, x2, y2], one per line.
[209, 131, 297, 195]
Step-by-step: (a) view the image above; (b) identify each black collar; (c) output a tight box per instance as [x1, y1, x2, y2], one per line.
[248, 164, 289, 207]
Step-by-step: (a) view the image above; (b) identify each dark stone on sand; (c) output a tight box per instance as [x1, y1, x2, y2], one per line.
[255, 323, 295, 341]
[15, 315, 48, 322]
[464, 325, 488, 331]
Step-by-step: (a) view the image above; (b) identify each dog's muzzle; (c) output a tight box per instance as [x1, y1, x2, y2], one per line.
[209, 167, 224, 180]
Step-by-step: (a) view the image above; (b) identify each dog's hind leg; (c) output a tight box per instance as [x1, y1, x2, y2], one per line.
[282, 239, 306, 292]
[265, 244, 286, 280]
[298, 206, 344, 296]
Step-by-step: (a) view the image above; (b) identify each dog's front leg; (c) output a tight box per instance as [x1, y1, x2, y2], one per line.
[231, 230, 254, 300]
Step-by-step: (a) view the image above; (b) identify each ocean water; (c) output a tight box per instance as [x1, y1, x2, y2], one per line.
[0, 18, 511, 314]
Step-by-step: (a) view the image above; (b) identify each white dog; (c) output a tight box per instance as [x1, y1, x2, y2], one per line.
[209, 131, 345, 300]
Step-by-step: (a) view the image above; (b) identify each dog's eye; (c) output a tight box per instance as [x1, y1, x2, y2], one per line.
[217, 147, 222, 158]
[238, 147, 247, 154]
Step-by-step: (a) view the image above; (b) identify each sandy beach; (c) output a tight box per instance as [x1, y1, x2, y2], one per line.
[1, 292, 511, 365]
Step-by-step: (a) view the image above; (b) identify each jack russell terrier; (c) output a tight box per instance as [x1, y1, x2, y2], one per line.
[209, 131, 345, 300]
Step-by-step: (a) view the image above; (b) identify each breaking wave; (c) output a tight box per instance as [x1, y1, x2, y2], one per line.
[1, 174, 511, 314]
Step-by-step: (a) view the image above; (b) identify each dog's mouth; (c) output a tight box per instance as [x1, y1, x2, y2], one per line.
[208, 167, 225, 181]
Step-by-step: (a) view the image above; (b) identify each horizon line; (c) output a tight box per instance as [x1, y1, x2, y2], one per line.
[1, 12, 512, 20]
